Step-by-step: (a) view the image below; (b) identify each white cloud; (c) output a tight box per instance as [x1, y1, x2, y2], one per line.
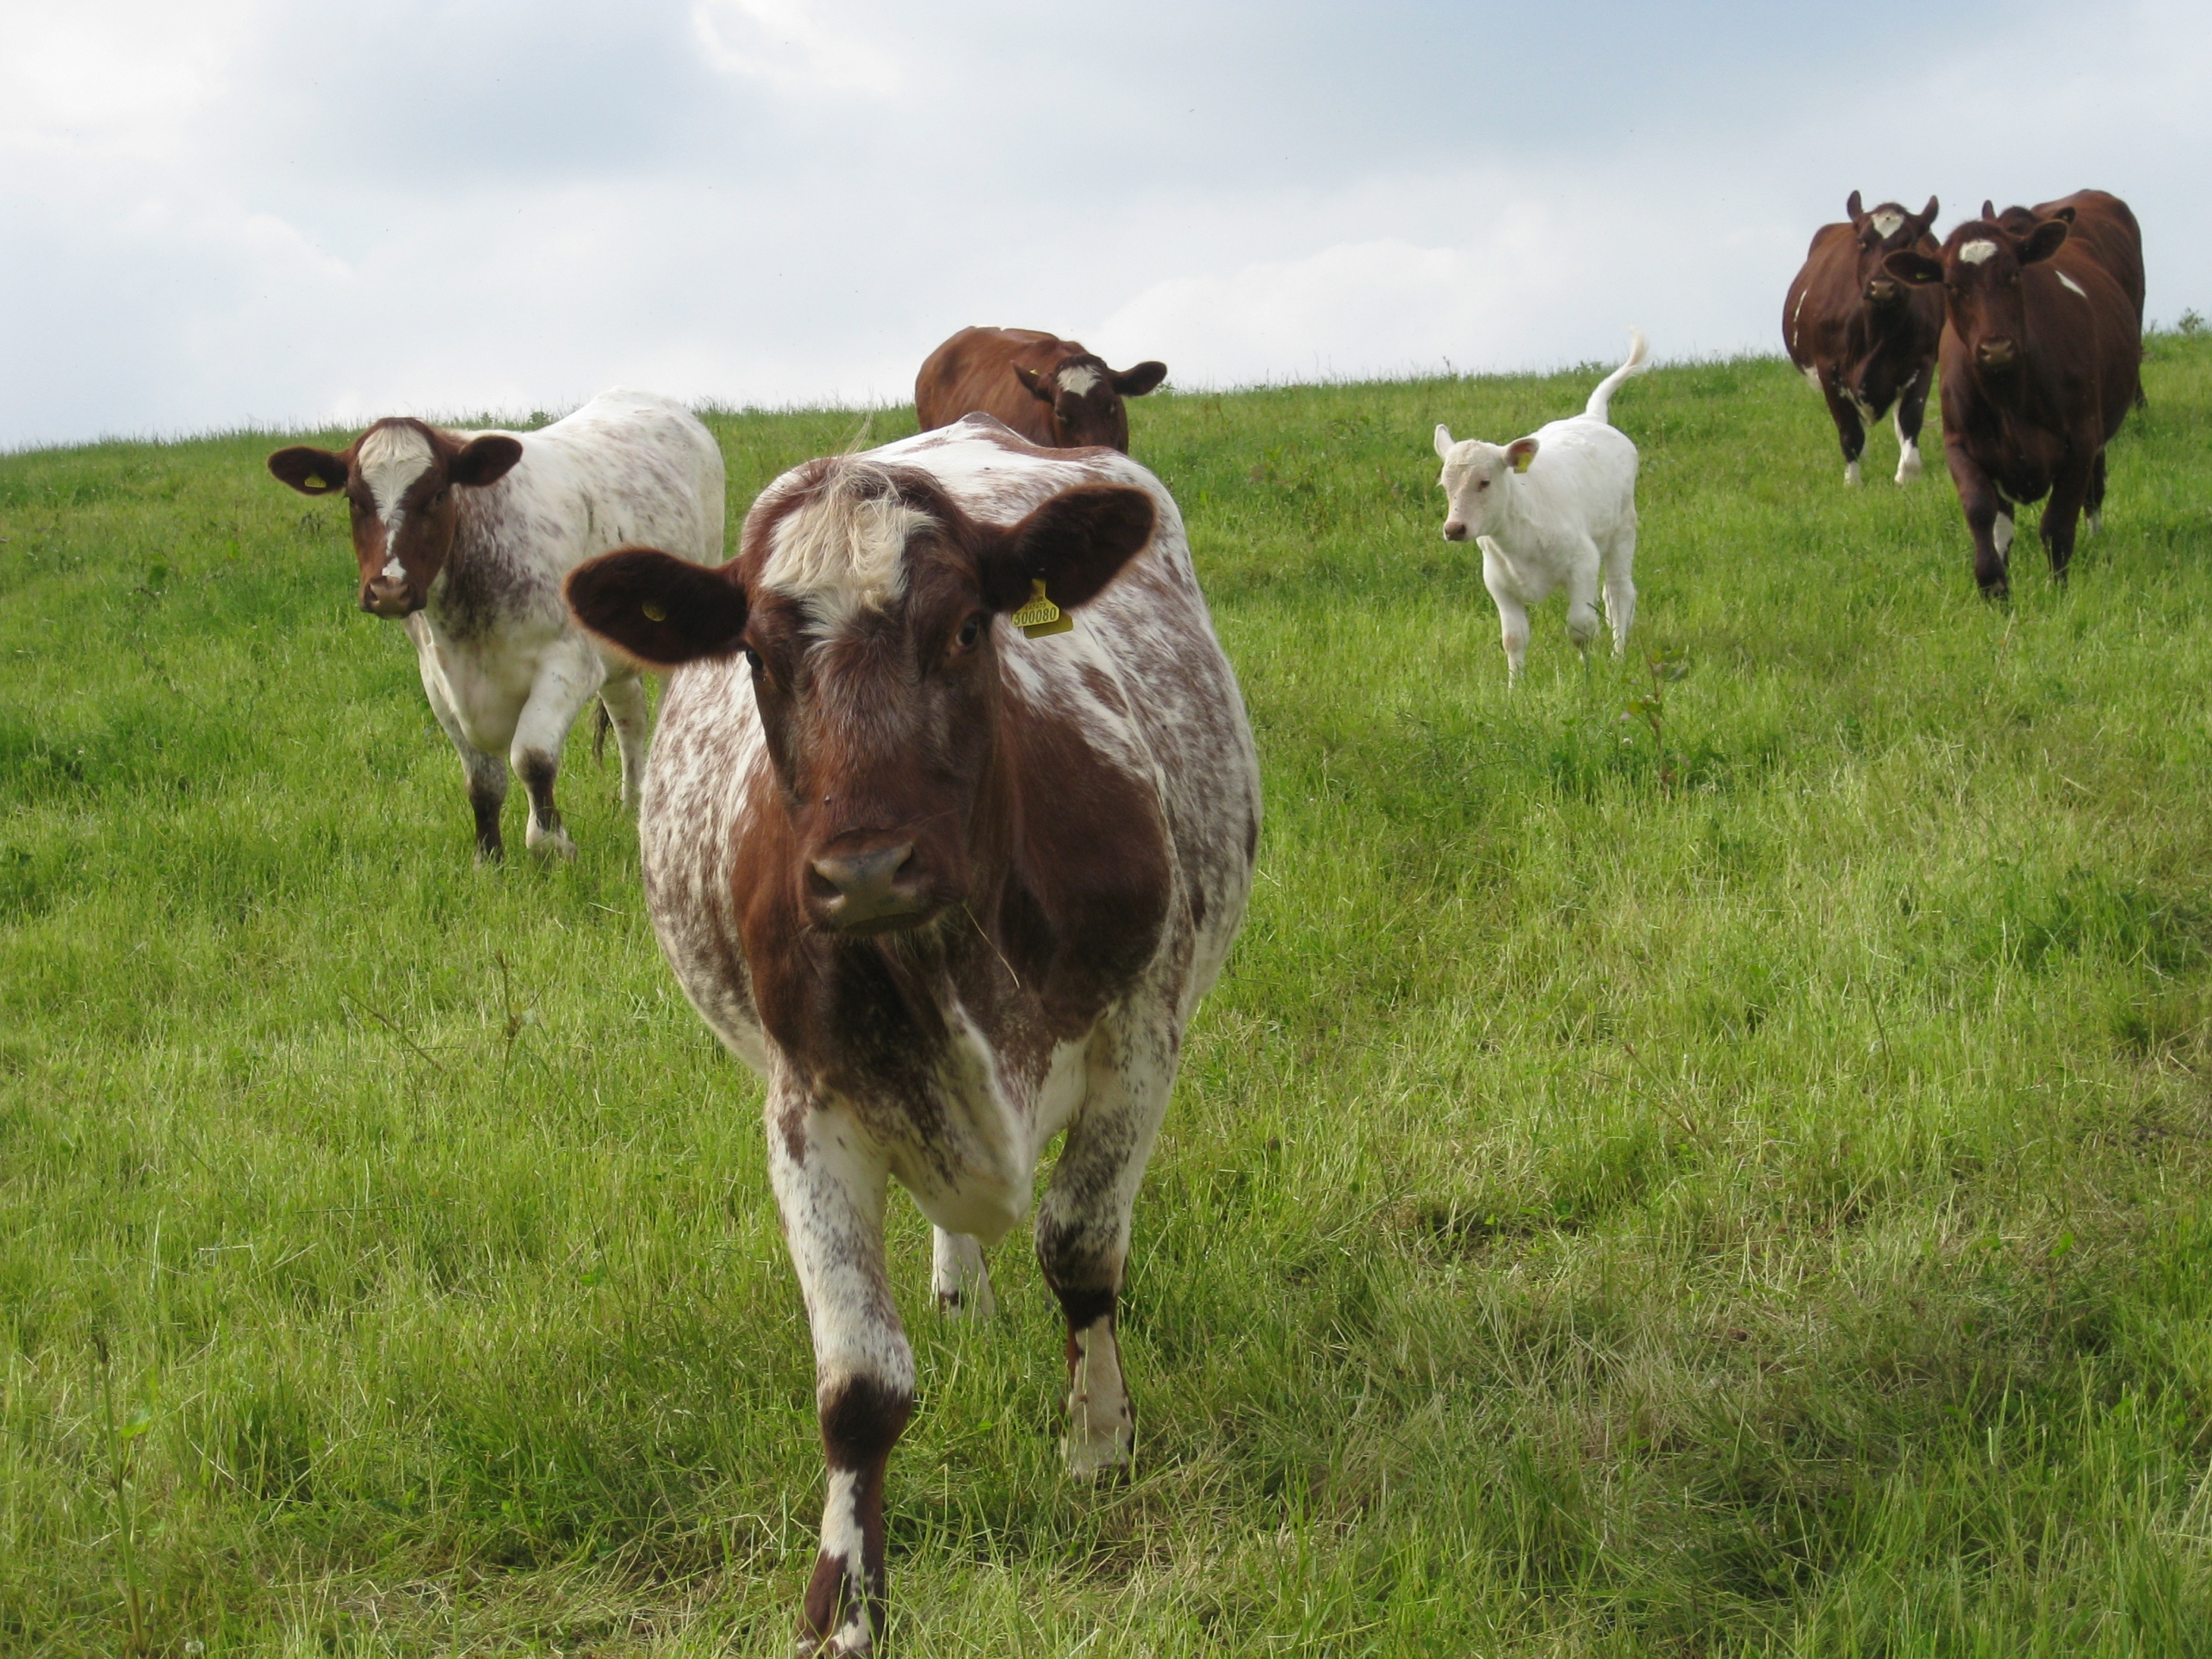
[0, 1, 2204, 450]
[690, 0, 901, 95]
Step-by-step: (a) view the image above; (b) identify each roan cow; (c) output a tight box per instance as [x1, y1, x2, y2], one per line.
[563, 414, 1260, 1655]
[915, 327, 1168, 452]
[1885, 191, 2144, 595]
[268, 390, 724, 860]
[1433, 329, 1651, 682]
[1783, 191, 1943, 486]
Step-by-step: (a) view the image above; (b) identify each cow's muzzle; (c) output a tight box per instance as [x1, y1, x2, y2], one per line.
[361, 576, 419, 619]
[1865, 279, 1899, 305]
[807, 840, 935, 934]
[1976, 337, 2018, 371]
[1442, 520, 1470, 542]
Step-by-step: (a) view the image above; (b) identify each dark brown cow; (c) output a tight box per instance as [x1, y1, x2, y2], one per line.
[1783, 191, 1944, 486]
[1885, 193, 2145, 595]
[915, 326, 1167, 452]
[1982, 190, 2146, 329]
[564, 416, 1258, 1656]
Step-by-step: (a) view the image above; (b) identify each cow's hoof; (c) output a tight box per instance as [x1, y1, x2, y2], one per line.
[526, 830, 577, 862]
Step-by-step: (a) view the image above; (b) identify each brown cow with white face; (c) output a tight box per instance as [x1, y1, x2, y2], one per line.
[915, 327, 1167, 452]
[564, 416, 1258, 1656]
[1783, 190, 1943, 486]
[1885, 194, 2144, 595]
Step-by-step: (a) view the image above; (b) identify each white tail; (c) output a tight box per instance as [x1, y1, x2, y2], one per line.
[1583, 328, 1651, 424]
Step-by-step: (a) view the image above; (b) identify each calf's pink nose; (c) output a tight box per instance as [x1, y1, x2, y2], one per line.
[1443, 520, 1469, 541]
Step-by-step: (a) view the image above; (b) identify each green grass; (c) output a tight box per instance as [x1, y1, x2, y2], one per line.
[7, 334, 2212, 1656]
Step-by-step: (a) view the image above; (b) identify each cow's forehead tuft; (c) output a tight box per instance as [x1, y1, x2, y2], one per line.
[1957, 238, 2000, 266]
[761, 460, 932, 630]
[359, 423, 435, 514]
[1870, 209, 1904, 238]
[1057, 363, 1103, 398]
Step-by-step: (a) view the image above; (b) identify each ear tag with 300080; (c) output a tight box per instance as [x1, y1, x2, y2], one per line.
[1012, 578, 1072, 639]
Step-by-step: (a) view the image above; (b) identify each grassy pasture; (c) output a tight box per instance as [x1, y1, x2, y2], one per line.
[6, 333, 2212, 1656]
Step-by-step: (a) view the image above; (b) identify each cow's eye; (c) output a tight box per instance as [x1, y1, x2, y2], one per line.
[956, 613, 985, 652]
[743, 645, 764, 673]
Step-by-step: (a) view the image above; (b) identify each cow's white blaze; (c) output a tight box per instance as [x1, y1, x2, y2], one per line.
[1056, 363, 1102, 397]
[1871, 210, 1904, 238]
[2057, 271, 2088, 298]
[760, 461, 928, 631]
[358, 423, 433, 546]
[1958, 239, 1999, 265]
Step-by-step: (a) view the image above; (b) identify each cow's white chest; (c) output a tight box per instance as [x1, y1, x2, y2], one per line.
[413, 617, 566, 754]
[893, 1010, 1088, 1245]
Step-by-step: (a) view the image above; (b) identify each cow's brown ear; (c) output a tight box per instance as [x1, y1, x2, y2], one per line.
[450, 434, 524, 488]
[977, 485, 1155, 613]
[1014, 365, 1056, 405]
[1914, 196, 1939, 235]
[269, 446, 348, 495]
[2051, 205, 2077, 225]
[1981, 200, 1998, 222]
[1110, 361, 1168, 397]
[1885, 250, 1944, 287]
[566, 547, 749, 668]
[2019, 218, 2070, 265]
[1846, 189, 1866, 226]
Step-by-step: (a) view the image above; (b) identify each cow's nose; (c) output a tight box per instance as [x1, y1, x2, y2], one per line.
[1443, 521, 1469, 542]
[1866, 280, 1897, 303]
[808, 842, 925, 931]
[362, 576, 412, 617]
[1978, 337, 2018, 369]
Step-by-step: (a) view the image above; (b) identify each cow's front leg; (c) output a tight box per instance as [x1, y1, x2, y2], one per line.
[1947, 442, 2010, 598]
[2042, 448, 2096, 586]
[1820, 375, 1869, 486]
[1480, 543, 1531, 683]
[768, 1094, 912, 1656]
[1037, 1013, 1178, 1480]
[509, 653, 601, 861]
[409, 615, 507, 861]
[1893, 372, 1929, 485]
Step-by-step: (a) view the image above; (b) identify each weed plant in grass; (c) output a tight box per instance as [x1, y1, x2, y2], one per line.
[7, 339, 2212, 1655]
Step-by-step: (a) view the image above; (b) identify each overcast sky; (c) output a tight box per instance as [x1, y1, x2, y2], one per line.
[2, 1, 2203, 451]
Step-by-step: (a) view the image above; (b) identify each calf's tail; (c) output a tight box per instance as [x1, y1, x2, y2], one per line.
[1584, 328, 1651, 425]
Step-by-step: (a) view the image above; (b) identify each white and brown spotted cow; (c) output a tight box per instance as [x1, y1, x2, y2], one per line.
[565, 415, 1259, 1655]
[268, 389, 724, 861]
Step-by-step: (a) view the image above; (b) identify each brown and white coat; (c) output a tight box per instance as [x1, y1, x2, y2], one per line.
[564, 415, 1260, 1655]
[269, 389, 724, 860]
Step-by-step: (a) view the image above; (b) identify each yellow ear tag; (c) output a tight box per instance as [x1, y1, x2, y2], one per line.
[641, 601, 667, 622]
[1011, 578, 1072, 639]
[303, 475, 326, 491]
[1513, 449, 1534, 474]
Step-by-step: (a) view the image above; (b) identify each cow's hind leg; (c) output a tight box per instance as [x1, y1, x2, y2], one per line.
[1600, 521, 1637, 658]
[768, 1097, 911, 1656]
[1037, 1012, 1179, 1480]
[599, 674, 652, 810]
[931, 1228, 995, 1317]
[410, 616, 507, 861]
[2086, 449, 2108, 535]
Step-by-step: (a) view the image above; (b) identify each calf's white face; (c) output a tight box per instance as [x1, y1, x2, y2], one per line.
[1433, 425, 1538, 542]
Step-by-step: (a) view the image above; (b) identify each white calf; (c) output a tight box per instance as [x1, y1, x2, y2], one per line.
[1434, 330, 1649, 681]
